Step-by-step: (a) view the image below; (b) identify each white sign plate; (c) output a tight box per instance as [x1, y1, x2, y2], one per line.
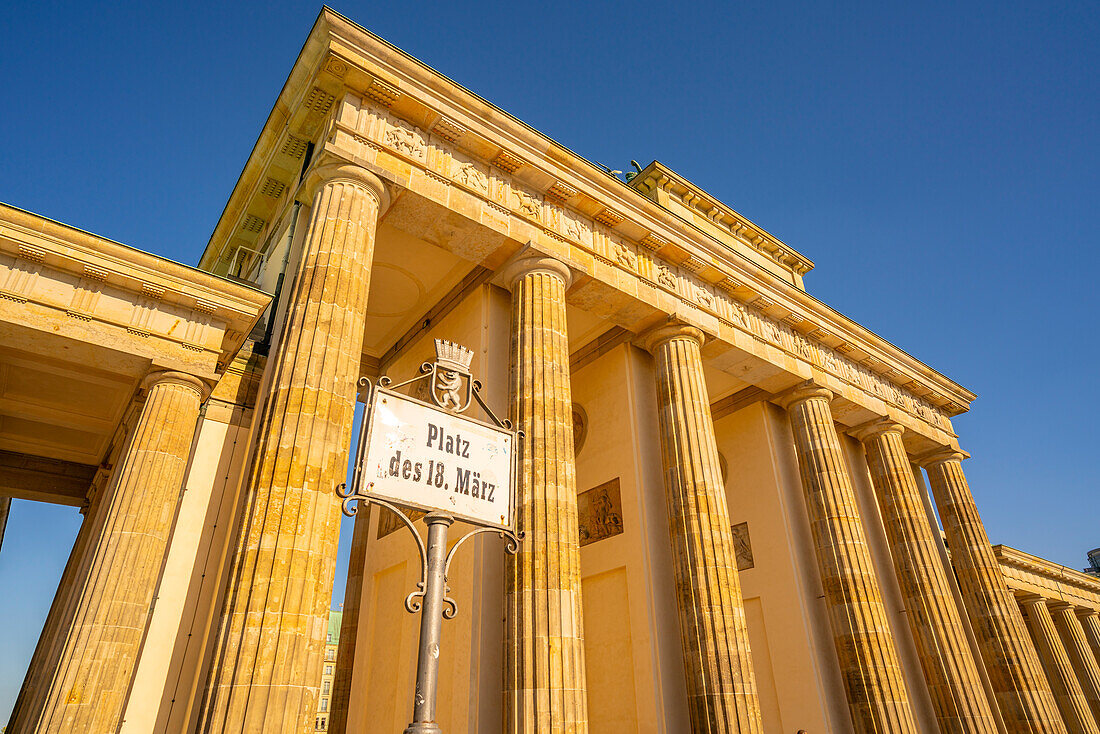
[361, 389, 514, 528]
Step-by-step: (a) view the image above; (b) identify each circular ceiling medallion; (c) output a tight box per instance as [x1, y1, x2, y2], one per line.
[366, 263, 425, 317]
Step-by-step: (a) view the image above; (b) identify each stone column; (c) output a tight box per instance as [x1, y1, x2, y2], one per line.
[922, 450, 1066, 733]
[855, 420, 999, 733]
[7, 499, 100, 732]
[1019, 596, 1099, 734]
[643, 323, 764, 733]
[502, 256, 589, 734]
[199, 162, 389, 733]
[1051, 604, 1100, 726]
[30, 370, 206, 733]
[1078, 612, 1100, 671]
[778, 385, 918, 733]
[328, 506, 372, 734]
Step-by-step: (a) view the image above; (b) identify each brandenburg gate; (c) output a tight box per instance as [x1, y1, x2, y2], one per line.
[2, 7, 1098, 734]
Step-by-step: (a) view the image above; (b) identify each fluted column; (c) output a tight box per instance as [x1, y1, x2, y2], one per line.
[1051, 604, 1100, 726]
[923, 450, 1066, 733]
[1078, 612, 1100, 671]
[1019, 596, 1099, 734]
[8, 498, 100, 732]
[643, 323, 763, 734]
[328, 506, 372, 734]
[855, 420, 999, 733]
[200, 162, 389, 733]
[503, 256, 589, 734]
[29, 370, 206, 733]
[778, 385, 918, 733]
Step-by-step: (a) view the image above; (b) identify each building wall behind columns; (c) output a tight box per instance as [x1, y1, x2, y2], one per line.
[839, 432, 940, 730]
[570, 343, 690, 734]
[715, 401, 843, 733]
[344, 285, 510, 734]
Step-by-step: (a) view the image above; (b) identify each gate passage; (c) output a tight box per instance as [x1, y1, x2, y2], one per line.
[336, 339, 520, 734]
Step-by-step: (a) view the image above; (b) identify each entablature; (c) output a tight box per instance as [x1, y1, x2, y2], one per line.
[0, 203, 270, 377]
[996, 544, 1100, 613]
[629, 161, 814, 286]
[197, 7, 975, 442]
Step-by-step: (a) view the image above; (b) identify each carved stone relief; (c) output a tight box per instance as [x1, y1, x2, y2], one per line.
[512, 187, 541, 221]
[577, 478, 624, 547]
[613, 241, 637, 271]
[453, 159, 488, 194]
[657, 264, 677, 290]
[383, 118, 426, 160]
[731, 521, 754, 571]
[339, 92, 955, 433]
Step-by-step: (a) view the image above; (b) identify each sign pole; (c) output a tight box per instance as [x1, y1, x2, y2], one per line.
[336, 340, 522, 734]
[403, 512, 454, 734]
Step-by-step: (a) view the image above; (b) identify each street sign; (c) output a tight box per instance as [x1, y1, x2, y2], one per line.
[336, 339, 522, 734]
[361, 388, 514, 529]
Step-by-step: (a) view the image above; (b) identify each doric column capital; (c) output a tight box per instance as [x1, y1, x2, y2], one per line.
[918, 447, 969, 468]
[850, 417, 905, 444]
[1075, 608, 1100, 621]
[499, 254, 571, 292]
[774, 381, 833, 411]
[143, 370, 209, 401]
[302, 159, 391, 214]
[1047, 601, 1076, 615]
[640, 320, 705, 354]
[1017, 593, 1047, 608]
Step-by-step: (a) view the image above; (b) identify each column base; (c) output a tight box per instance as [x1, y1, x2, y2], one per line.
[404, 723, 444, 734]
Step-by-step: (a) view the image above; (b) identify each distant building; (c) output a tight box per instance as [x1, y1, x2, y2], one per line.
[315, 610, 342, 731]
[1086, 548, 1100, 578]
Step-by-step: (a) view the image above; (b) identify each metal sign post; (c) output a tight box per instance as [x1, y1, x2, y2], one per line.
[336, 339, 521, 734]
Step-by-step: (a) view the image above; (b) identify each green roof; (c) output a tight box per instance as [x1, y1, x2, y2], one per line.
[327, 610, 343, 645]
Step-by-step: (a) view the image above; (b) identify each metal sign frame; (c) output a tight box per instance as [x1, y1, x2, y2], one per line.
[350, 384, 518, 532]
[334, 340, 522, 734]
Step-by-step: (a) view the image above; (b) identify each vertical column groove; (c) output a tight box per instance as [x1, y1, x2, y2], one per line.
[1019, 597, 1099, 734]
[27, 371, 205, 733]
[1051, 604, 1100, 727]
[199, 163, 387, 734]
[504, 257, 588, 734]
[923, 451, 1067, 733]
[779, 386, 918, 733]
[856, 421, 1000, 733]
[328, 507, 371, 734]
[1078, 613, 1100, 674]
[644, 324, 764, 734]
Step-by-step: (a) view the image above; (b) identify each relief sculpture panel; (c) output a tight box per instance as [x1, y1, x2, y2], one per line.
[578, 478, 624, 547]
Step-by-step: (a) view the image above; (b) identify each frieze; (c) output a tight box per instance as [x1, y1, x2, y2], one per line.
[335, 93, 955, 432]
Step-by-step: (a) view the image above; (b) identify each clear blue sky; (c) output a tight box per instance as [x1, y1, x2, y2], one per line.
[1, 0, 1097, 720]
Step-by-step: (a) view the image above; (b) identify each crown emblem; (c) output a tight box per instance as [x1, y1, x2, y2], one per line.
[434, 339, 474, 374]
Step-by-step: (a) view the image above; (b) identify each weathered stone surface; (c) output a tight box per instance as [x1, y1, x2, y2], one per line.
[24, 371, 205, 733]
[923, 451, 1067, 733]
[503, 256, 589, 734]
[199, 162, 388, 734]
[1080, 612, 1100, 674]
[645, 323, 764, 734]
[1051, 604, 1100, 727]
[1019, 596, 1099, 734]
[779, 385, 918, 734]
[856, 421, 999, 733]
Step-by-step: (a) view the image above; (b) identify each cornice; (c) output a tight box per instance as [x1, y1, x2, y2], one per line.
[195, 6, 975, 418]
[994, 544, 1100, 597]
[0, 203, 271, 372]
[630, 161, 814, 277]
